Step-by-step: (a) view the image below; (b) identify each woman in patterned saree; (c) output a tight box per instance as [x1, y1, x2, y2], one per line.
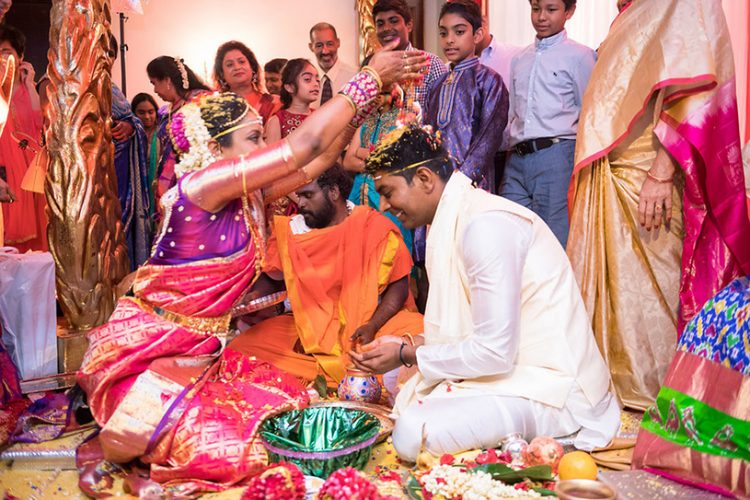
[633, 276, 750, 498]
[214, 40, 281, 125]
[0, 24, 46, 252]
[76, 46, 427, 496]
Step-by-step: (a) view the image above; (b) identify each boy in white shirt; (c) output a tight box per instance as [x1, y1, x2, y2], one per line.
[500, 0, 595, 246]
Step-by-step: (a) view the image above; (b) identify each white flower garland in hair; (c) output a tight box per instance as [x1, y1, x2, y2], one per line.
[174, 56, 189, 89]
[172, 103, 216, 178]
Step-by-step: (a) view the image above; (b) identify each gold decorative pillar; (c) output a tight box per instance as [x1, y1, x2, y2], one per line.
[357, 0, 380, 63]
[46, 0, 128, 368]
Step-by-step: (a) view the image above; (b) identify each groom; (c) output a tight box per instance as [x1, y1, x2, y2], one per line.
[351, 126, 620, 461]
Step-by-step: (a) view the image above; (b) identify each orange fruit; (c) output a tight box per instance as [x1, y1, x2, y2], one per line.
[557, 451, 598, 480]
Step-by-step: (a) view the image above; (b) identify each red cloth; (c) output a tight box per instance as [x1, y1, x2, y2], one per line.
[0, 85, 46, 251]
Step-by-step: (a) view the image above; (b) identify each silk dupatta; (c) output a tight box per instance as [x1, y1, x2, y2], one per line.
[77, 242, 259, 459]
[572, 0, 750, 326]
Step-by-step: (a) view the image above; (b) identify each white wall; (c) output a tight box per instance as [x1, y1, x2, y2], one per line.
[424, 0, 619, 56]
[112, 0, 360, 102]
[114, 0, 618, 102]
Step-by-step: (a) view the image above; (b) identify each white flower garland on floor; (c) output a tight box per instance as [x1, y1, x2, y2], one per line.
[420, 465, 542, 500]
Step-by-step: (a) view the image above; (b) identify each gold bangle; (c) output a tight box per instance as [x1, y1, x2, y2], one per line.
[241, 158, 248, 198]
[338, 93, 357, 114]
[361, 65, 383, 90]
[299, 165, 312, 185]
[646, 171, 673, 184]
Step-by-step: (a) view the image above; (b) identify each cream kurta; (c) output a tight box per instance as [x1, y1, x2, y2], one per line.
[392, 173, 619, 459]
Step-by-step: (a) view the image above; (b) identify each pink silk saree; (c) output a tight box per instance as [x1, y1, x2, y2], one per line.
[76, 189, 309, 496]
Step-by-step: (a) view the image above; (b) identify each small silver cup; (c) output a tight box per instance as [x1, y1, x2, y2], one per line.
[500, 432, 528, 465]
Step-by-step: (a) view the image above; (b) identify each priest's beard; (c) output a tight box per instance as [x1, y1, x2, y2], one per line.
[301, 194, 336, 229]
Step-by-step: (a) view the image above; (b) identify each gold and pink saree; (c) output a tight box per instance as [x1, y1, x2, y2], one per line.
[77, 185, 309, 496]
[567, 0, 750, 410]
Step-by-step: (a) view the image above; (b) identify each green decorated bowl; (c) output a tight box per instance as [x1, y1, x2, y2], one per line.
[260, 406, 381, 478]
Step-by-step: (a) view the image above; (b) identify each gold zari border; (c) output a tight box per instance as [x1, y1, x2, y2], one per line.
[128, 297, 231, 334]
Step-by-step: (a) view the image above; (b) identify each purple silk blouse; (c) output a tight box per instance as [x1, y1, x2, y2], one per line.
[150, 180, 251, 265]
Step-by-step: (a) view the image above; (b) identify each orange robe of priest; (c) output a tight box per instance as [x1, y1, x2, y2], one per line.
[230, 204, 423, 385]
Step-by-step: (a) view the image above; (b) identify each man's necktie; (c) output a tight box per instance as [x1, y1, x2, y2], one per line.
[320, 76, 333, 105]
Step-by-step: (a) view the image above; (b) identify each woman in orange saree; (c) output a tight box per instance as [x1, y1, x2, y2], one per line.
[76, 49, 427, 496]
[567, 0, 750, 411]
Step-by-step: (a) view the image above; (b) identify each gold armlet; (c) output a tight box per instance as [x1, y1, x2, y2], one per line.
[234, 139, 299, 193]
[233, 158, 249, 198]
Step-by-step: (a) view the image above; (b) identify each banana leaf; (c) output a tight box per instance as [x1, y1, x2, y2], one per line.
[406, 473, 425, 500]
[468, 463, 555, 483]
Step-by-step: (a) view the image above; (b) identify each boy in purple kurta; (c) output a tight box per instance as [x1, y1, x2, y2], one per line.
[425, 0, 508, 191]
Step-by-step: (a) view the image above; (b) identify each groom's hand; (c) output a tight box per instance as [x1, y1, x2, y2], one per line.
[350, 337, 403, 374]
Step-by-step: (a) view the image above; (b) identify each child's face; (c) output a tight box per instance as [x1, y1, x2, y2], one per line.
[265, 71, 282, 95]
[530, 0, 575, 39]
[289, 64, 320, 105]
[438, 13, 482, 64]
[375, 10, 413, 50]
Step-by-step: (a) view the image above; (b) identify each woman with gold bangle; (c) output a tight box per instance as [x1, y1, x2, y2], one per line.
[75, 42, 427, 496]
